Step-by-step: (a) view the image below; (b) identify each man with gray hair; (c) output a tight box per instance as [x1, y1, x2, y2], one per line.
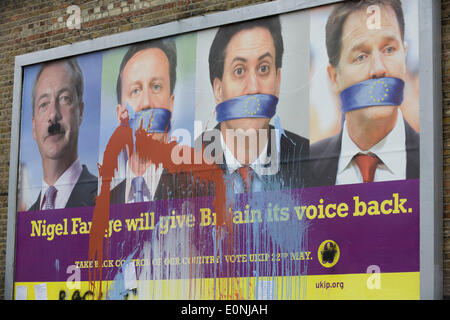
[28, 58, 97, 211]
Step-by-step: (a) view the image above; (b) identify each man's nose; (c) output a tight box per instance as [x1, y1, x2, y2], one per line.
[243, 71, 260, 95]
[48, 99, 62, 123]
[369, 52, 388, 79]
[137, 88, 152, 112]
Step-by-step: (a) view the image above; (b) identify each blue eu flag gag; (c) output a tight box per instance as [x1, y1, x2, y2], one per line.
[215, 94, 278, 123]
[125, 102, 172, 134]
[340, 77, 405, 114]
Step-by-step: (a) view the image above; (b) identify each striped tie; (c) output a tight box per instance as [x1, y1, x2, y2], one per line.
[42, 186, 57, 210]
[131, 176, 146, 203]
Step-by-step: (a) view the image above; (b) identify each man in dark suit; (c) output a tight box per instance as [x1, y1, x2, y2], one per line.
[28, 58, 97, 211]
[28, 166, 98, 211]
[155, 16, 309, 200]
[110, 39, 177, 204]
[310, 0, 419, 187]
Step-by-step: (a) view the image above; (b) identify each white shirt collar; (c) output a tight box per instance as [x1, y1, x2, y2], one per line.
[41, 158, 82, 209]
[338, 109, 406, 177]
[124, 161, 164, 203]
[219, 131, 272, 178]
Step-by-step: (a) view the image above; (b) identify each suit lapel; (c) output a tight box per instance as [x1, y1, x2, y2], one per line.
[66, 165, 97, 208]
[202, 123, 227, 173]
[327, 133, 342, 185]
[110, 179, 126, 204]
[311, 131, 342, 186]
[154, 126, 226, 200]
[28, 192, 41, 211]
[312, 119, 418, 186]
[404, 119, 420, 179]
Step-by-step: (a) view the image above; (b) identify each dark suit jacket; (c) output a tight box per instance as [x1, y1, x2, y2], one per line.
[28, 165, 98, 211]
[154, 124, 310, 200]
[110, 179, 126, 204]
[309, 118, 420, 187]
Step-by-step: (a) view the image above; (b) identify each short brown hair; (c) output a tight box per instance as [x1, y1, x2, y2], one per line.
[325, 0, 405, 67]
[116, 39, 177, 105]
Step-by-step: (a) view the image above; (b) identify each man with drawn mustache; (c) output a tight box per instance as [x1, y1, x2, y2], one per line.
[28, 58, 97, 211]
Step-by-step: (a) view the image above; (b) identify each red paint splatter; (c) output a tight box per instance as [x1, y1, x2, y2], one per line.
[88, 123, 133, 298]
[88, 120, 228, 299]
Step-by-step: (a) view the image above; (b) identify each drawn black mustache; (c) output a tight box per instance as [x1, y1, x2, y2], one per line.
[48, 122, 63, 135]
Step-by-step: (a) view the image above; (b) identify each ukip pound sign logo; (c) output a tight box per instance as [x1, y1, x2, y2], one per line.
[318, 240, 340, 268]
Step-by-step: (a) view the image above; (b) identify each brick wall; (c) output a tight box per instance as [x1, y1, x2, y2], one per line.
[0, 0, 448, 299]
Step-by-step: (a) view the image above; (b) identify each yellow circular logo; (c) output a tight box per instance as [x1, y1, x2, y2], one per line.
[318, 240, 340, 268]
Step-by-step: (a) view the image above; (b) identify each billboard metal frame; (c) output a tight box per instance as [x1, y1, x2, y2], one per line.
[4, 0, 442, 300]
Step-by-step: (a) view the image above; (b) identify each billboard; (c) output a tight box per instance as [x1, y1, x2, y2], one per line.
[6, 0, 442, 300]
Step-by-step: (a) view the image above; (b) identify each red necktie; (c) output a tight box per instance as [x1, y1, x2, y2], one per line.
[238, 166, 254, 193]
[353, 153, 380, 183]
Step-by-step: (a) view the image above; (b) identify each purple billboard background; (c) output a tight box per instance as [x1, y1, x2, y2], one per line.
[15, 179, 419, 282]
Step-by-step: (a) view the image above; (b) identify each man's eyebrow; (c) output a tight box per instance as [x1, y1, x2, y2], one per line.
[36, 93, 49, 103]
[348, 34, 401, 53]
[56, 87, 73, 96]
[230, 56, 247, 64]
[149, 76, 165, 82]
[128, 77, 165, 87]
[348, 40, 369, 53]
[127, 79, 142, 87]
[258, 52, 273, 61]
[380, 35, 401, 45]
[229, 52, 273, 64]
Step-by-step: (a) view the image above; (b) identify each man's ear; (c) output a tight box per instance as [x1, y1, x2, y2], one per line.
[403, 41, 408, 59]
[32, 116, 37, 141]
[78, 102, 84, 126]
[168, 93, 174, 113]
[213, 77, 223, 104]
[116, 104, 125, 123]
[275, 68, 281, 97]
[327, 64, 340, 94]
